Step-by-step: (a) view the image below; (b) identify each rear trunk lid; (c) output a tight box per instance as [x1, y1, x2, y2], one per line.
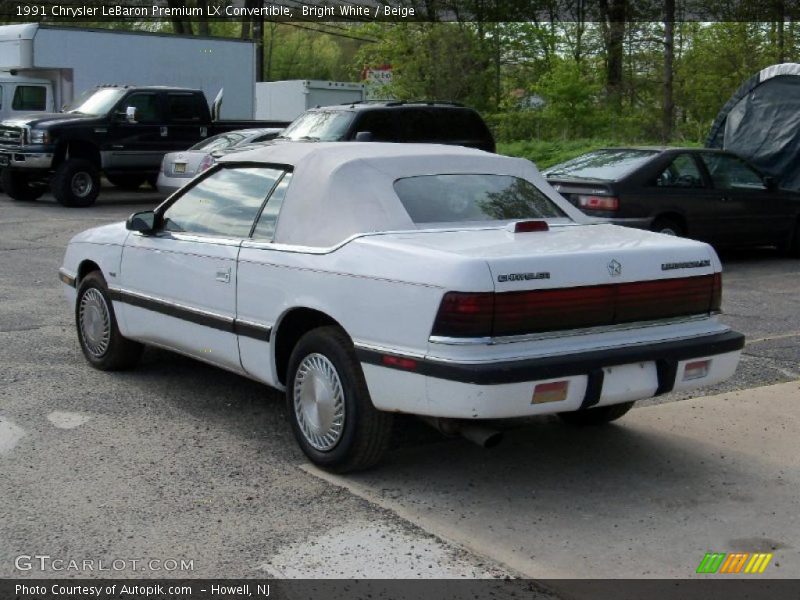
[366, 223, 720, 338]
[547, 178, 616, 211]
[375, 223, 717, 291]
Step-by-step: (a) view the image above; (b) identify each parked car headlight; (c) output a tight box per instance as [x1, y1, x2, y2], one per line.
[29, 129, 50, 144]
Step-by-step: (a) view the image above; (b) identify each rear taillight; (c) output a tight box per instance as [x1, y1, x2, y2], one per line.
[577, 195, 619, 211]
[431, 292, 494, 338]
[432, 275, 719, 339]
[711, 272, 722, 312]
[198, 154, 215, 173]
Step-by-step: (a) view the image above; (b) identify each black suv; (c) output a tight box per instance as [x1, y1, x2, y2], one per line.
[275, 101, 495, 153]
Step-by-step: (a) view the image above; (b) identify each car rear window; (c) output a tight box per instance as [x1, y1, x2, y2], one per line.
[394, 174, 567, 224]
[189, 132, 245, 152]
[545, 149, 659, 181]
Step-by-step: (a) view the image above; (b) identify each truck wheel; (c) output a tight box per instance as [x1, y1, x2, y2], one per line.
[286, 326, 394, 473]
[558, 401, 635, 426]
[75, 271, 143, 370]
[51, 159, 100, 207]
[1, 169, 45, 201]
[106, 174, 147, 190]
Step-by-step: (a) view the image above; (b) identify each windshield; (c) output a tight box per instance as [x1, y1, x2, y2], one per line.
[545, 149, 659, 181]
[279, 110, 354, 141]
[64, 88, 127, 116]
[394, 174, 568, 225]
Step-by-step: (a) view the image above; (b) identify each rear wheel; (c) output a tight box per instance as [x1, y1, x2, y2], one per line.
[650, 217, 685, 237]
[778, 219, 800, 258]
[558, 401, 635, 426]
[106, 173, 146, 190]
[51, 159, 100, 207]
[75, 271, 143, 370]
[286, 326, 393, 472]
[1, 169, 45, 201]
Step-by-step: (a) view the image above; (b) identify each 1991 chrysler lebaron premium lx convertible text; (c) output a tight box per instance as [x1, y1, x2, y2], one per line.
[59, 143, 745, 471]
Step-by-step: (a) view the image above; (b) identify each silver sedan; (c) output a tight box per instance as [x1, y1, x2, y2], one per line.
[156, 128, 283, 195]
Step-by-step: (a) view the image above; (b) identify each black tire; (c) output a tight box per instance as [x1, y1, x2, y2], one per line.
[106, 173, 146, 190]
[650, 217, 685, 237]
[286, 326, 394, 472]
[558, 401, 635, 426]
[75, 271, 143, 370]
[51, 159, 100, 207]
[778, 219, 800, 258]
[1, 168, 45, 201]
[146, 174, 159, 189]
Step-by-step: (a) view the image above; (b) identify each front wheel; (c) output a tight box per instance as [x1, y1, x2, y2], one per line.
[51, 159, 100, 207]
[1, 169, 45, 201]
[286, 326, 393, 472]
[558, 401, 635, 426]
[75, 271, 143, 370]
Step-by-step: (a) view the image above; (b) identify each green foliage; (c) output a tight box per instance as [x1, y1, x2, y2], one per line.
[355, 23, 493, 109]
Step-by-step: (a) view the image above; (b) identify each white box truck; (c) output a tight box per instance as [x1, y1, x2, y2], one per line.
[0, 24, 257, 121]
[254, 80, 365, 121]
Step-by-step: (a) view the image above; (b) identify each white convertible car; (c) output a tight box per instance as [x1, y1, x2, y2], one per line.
[59, 143, 744, 471]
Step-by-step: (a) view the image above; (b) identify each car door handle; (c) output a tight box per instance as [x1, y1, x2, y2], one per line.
[215, 268, 231, 283]
[719, 196, 729, 202]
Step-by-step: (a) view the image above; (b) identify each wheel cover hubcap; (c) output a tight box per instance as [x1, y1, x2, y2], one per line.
[71, 172, 93, 198]
[79, 288, 111, 357]
[293, 353, 345, 451]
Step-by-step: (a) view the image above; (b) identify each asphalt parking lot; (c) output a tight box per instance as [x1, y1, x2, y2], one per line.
[1, 188, 799, 585]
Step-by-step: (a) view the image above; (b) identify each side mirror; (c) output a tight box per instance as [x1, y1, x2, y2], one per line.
[126, 210, 156, 234]
[354, 131, 374, 142]
[763, 176, 777, 191]
[125, 106, 138, 124]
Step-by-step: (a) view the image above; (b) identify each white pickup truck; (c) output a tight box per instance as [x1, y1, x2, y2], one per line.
[59, 143, 744, 472]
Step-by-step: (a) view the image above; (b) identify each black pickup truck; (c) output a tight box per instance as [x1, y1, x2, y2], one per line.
[0, 85, 288, 206]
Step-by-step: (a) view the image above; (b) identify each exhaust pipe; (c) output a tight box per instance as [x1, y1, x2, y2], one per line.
[459, 423, 504, 449]
[419, 417, 504, 449]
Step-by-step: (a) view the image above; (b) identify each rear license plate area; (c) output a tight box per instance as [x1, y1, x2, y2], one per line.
[174, 163, 186, 174]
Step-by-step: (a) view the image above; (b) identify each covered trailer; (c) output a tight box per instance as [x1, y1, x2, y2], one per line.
[706, 63, 800, 190]
[0, 24, 256, 120]
[254, 80, 365, 121]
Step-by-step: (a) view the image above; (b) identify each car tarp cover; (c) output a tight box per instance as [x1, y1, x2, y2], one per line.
[707, 63, 800, 190]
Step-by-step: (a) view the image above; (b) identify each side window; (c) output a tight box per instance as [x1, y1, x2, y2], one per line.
[353, 111, 396, 141]
[402, 109, 438, 142]
[701, 154, 766, 190]
[12, 86, 46, 111]
[124, 93, 161, 124]
[167, 93, 205, 122]
[162, 167, 283, 237]
[252, 172, 293, 241]
[654, 154, 704, 188]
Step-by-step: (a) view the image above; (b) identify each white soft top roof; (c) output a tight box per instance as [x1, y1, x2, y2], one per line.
[221, 142, 584, 248]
